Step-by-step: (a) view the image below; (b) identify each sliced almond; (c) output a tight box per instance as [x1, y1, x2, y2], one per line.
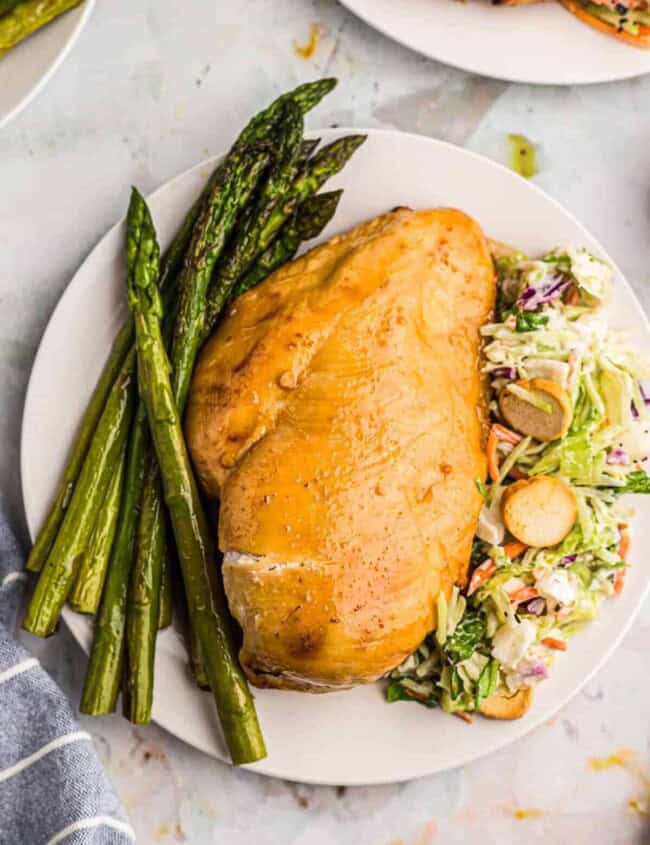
[502, 475, 577, 548]
[499, 378, 572, 442]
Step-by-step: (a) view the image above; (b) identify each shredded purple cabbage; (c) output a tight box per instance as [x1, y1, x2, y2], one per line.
[491, 366, 518, 380]
[516, 273, 569, 312]
[522, 597, 546, 616]
[607, 448, 629, 466]
[639, 382, 650, 406]
[560, 554, 577, 566]
[520, 660, 548, 680]
[631, 401, 639, 420]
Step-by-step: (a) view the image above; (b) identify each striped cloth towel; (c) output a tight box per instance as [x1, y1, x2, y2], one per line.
[0, 499, 135, 845]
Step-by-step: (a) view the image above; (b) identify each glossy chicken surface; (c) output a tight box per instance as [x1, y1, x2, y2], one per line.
[186, 208, 496, 691]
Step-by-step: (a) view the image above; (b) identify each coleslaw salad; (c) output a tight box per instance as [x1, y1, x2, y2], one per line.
[387, 245, 650, 719]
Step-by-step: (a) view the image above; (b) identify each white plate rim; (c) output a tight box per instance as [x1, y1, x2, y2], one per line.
[0, 0, 96, 131]
[20, 127, 650, 785]
[338, 0, 650, 86]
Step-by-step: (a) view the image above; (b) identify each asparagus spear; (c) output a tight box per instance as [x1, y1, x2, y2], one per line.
[23, 185, 156, 632]
[122, 458, 165, 724]
[80, 404, 149, 715]
[126, 188, 266, 764]
[158, 78, 334, 295]
[25, 163, 210, 575]
[0, 0, 82, 58]
[121, 145, 270, 718]
[202, 100, 305, 331]
[260, 134, 366, 254]
[297, 137, 320, 164]
[170, 147, 271, 414]
[190, 625, 210, 690]
[0, 1, 25, 19]
[234, 78, 335, 151]
[204, 134, 365, 334]
[22, 352, 137, 637]
[25, 321, 133, 573]
[78, 300, 179, 708]
[235, 190, 342, 295]
[68, 447, 126, 614]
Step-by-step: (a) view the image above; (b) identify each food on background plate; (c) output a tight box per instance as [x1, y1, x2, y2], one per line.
[560, 0, 650, 47]
[0, 0, 83, 59]
[487, 0, 650, 47]
[186, 207, 496, 691]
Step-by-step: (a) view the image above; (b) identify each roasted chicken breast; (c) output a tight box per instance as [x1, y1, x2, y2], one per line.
[186, 208, 496, 691]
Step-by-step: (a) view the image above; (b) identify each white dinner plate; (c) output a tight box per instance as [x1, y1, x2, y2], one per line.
[21, 129, 650, 785]
[339, 0, 650, 86]
[0, 0, 95, 130]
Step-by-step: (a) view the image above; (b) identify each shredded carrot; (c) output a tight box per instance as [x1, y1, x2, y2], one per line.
[617, 524, 630, 561]
[613, 569, 626, 595]
[503, 540, 528, 560]
[468, 560, 497, 596]
[565, 285, 580, 306]
[454, 711, 473, 724]
[508, 586, 539, 604]
[487, 429, 500, 482]
[541, 637, 567, 651]
[487, 423, 523, 482]
[492, 423, 523, 445]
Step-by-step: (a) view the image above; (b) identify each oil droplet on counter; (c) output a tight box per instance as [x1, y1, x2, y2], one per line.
[589, 748, 650, 816]
[508, 134, 537, 179]
[512, 808, 543, 820]
[628, 798, 649, 815]
[589, 750, 636, 771]
[294, 22, 321, 60]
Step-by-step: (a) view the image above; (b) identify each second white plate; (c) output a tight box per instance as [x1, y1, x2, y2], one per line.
[339, 0, 650, 85]
[21, 129, 650, 784]
[0, 0, 95, 130]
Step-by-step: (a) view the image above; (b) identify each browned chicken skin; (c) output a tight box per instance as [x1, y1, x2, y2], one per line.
[186, 208, 496, 692]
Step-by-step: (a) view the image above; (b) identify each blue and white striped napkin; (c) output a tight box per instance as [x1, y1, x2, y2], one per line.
[0, 498, 135, 845]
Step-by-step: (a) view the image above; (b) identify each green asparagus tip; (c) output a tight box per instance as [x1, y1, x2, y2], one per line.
[288, 77, 338, 115]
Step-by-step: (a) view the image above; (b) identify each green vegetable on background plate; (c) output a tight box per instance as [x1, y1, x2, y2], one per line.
[0, 0, 83, 60]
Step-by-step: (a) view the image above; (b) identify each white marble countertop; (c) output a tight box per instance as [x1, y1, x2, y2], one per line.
[3, 1, 650, 842]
